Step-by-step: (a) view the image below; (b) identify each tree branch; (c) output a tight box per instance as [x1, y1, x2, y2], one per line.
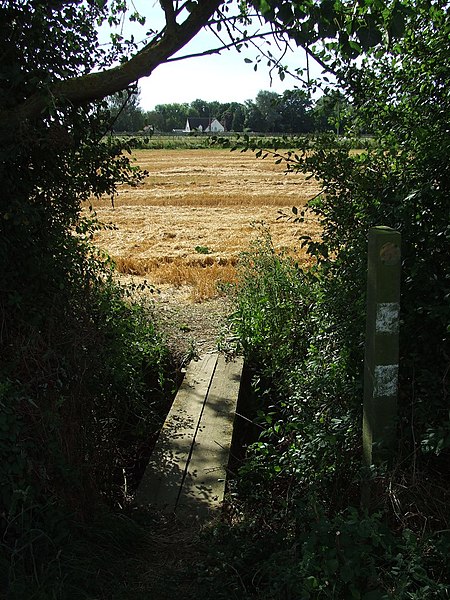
[303, 45, 338, 78]
[164, 30, 285, 62]
[159, 0, 178, 34]
[0, 0, 222, 142]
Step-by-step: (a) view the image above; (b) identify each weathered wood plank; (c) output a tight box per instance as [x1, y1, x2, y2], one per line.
[134, 352, 218, 510]
[177, 355, 244, 519]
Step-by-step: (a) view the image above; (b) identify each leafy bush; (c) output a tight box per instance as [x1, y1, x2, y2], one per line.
[207, 225, 449, 597]
[0, 246, 172, 595]
[231, 229, 315, 378]
[200, 506, 449, 599]
[209, 6, 450, 594]
[0, 81, 172, 600]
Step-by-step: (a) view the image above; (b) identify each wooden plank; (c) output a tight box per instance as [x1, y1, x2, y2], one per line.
[134, 352, 218, 510]
[176, 355, 244, 519]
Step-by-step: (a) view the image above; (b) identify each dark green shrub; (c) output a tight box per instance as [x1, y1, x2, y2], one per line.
[0, 248, 172, 595]
[231, 229, 315, 380]
[0, 67, 171, 600]
[213, 6, 450, 595]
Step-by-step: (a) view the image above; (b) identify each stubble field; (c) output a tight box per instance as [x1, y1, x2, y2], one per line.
[88, 149, 322, 301]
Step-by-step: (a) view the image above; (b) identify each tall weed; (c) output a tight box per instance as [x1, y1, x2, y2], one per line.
[231, 228, 314, 379]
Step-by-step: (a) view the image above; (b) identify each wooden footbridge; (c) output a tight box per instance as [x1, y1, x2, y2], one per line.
[135, 352, 244, 521]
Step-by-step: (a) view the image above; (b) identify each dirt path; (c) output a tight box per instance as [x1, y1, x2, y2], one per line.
[119, 277, 234, 368]
[153, 285, 233, 360]
[128, 511, 213, 600]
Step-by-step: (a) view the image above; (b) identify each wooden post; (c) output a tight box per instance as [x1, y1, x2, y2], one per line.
[363, 227, 401, 468]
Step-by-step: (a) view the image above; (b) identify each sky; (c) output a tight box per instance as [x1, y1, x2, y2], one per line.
[102, 1, 324, 111]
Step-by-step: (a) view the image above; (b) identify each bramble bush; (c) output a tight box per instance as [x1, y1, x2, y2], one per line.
[203, 2, 449, 597]
[0, 52, 172, 600]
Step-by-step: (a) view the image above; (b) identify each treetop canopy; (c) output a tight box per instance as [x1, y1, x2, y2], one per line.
[0, 0, 440, 146]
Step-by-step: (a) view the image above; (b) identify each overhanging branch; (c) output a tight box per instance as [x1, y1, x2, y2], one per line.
[159, 0, 178, 34]
[0, 0, 222, 142]
[165, 30, 284, 62]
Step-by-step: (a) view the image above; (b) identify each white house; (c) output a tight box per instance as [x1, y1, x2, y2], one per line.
[184, 117, 225, 133]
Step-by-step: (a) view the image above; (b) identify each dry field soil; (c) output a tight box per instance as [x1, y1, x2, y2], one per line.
[89, 149, 321, 303]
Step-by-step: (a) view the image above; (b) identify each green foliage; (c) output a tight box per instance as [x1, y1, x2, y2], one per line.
[1, 509, 157, 600]
[0, 263, 172, 596]
[107, 87, 146, 132]
[111, 133, 224, 149]
[199, 508, 449, 599]
[231, 229, 315, 377]
[231, 227, 362, 498]
[252, 0, 411, 59]
[234, 0, 449, 447]
[1, 0, 448, 597]
[147, 91, 343, 134]
[201, 1, 450, 597]
[0, 3, 173, 595]
[153, 101, 193, 131]
[212, 218, 449, 596]
[195, 245, 212, 254]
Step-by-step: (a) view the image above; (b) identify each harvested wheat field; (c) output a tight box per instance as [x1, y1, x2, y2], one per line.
[89, 149, 322, 302]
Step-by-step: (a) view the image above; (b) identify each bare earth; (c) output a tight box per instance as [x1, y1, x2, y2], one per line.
[88, 149, 321, 358]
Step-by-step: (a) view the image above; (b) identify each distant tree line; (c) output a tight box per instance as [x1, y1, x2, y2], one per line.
[108, 88, 350, 135]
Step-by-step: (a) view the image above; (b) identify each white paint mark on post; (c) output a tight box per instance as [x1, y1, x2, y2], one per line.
[376, 303, 400, 334]
[374, 364, 399, 397]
